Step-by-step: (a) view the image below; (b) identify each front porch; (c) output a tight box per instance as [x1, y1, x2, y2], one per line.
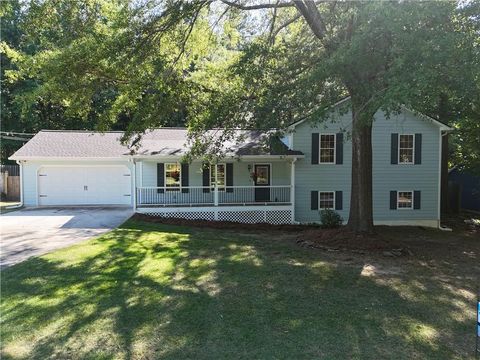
[133, 158, 297, 224]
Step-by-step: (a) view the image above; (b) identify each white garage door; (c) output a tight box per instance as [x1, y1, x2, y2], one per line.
[38, 166, 132, 206]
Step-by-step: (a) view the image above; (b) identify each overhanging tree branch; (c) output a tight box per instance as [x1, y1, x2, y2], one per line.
[218, 0, 298, 10]
[293, 0, 327, 39]
[268, 1, 280, 44]
[219, 0, 324, 11]
[171, 1, 207, 66]
[272, 13, 302, 38]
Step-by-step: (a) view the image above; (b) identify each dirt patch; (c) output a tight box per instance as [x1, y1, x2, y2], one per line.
[296, 228, 413, 257]
[133, 214, 410, 256]
[442, 213, 480, 237]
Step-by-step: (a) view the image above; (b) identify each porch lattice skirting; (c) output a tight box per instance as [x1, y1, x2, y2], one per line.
[136, 205, 293, 225]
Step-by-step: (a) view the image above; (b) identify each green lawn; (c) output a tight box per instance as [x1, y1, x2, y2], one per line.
[1, 220, 476, 359]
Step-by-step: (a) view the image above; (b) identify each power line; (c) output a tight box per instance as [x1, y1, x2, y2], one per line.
[0, 131, 35, 136]
[0, 135, 31, 142]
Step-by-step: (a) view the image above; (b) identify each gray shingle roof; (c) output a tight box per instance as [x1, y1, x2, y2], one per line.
[10, 131, 129, 158]
[10, 129, 303, 159]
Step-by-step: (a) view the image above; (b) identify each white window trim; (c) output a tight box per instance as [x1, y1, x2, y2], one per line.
[319, 191, 335, 210]
[397, 190, 413, 210]
[398, 134, 415, 165]
[164, 162, 181, 191]
[210, 163, 226, 190]
[319, 133, 336, 164]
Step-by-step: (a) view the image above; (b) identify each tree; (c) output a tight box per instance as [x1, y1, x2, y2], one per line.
[3, 0, 478, 232]
[0, 0, 101, 162]
[1, 0, 233, 148]
[199, 0, 476, 232]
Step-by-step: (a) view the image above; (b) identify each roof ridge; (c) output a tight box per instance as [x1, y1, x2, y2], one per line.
[37, 128, 275, 134]
[39, 129, 125, 133]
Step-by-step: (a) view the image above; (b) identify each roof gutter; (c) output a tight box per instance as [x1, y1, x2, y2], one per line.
[8, 156, 128, 161]
[131, 154, 305, 160]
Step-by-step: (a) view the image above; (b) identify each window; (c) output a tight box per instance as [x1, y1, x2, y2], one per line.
[399, 134, 414, 164]
[254, 165, 270, 185]
[165, 163, 181, 190]
[320, 134, 335, 163]
[210, 164, 226, 190]
[397, 191, 413, 209]
[319, 191, 335, 209]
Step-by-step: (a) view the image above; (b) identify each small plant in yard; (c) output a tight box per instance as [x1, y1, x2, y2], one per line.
[320, 209, 343, 228]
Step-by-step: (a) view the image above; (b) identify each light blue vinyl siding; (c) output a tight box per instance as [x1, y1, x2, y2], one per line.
[293, 112, 352, 223]
[292, 108, 441, 224]
[372, 110, 440, 221]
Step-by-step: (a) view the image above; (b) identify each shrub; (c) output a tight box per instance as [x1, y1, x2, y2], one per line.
[320, 209, 343, 228]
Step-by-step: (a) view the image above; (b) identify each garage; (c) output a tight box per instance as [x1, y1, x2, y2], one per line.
[38, 166, 132, 206]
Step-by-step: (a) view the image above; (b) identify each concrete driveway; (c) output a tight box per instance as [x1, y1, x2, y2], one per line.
[0, 207, 133, 268]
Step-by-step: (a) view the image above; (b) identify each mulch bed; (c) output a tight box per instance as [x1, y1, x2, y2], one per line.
[296, 228, 413, 257]
[133, 214, 412, 256]
[132, 213, 311, 232]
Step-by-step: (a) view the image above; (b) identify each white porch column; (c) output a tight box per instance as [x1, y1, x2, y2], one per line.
[214, 185, 219, 206]
[138, 161, 143, 206]
[290, 159, 296, 223]
[214, 184, 219, 220]
[213, 165, 219, 206]
[132, 160, 137, 210]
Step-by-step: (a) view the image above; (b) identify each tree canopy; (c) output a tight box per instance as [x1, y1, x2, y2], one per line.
[1, 0, 479, 230]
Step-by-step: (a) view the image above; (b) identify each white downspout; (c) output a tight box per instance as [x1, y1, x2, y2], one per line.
[13, 160, 24, 208]
[132, 159, 137, 211]
[438, 131, 452, 231]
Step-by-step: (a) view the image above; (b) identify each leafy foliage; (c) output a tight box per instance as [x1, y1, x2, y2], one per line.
[320, 209, 343, 229]
[3, 1, 478, 162]
[1, 1, 479, 228]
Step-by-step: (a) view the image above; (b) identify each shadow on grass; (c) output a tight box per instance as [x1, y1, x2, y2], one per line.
[0, 220, 476, 359]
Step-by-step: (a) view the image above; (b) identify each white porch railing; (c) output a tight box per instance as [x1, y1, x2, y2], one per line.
[218, 186, 291, 205]
[137, 186, 214, 206]
[136, 185, 292, 207]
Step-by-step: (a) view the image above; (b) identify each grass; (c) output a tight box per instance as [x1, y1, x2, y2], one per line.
[1, 220, 477, 359]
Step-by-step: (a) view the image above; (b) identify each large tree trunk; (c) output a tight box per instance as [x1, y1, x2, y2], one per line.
[347, 99, 375, 233]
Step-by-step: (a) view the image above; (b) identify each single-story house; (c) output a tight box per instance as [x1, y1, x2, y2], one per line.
[10, 102, 452, 227]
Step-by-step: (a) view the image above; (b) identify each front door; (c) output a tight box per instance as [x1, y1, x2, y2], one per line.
[254, 164, 270, 202]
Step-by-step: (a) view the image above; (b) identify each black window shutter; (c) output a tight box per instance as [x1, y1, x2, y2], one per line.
[311, 133, 319, 164]
[414, 133, 422, 165]
[202, 164, 210, 193]
[336, 133, 343, 165]
[335, 191, 343, 210]
[414, 190, 421, 209]
[311, 191, 319, 210]
[391, 134, 398, 164]
[157, 163, 164, 194]
[181, 163, 189, 193]
[226, 163, 234, 193]
[390, 191, 397, 210]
